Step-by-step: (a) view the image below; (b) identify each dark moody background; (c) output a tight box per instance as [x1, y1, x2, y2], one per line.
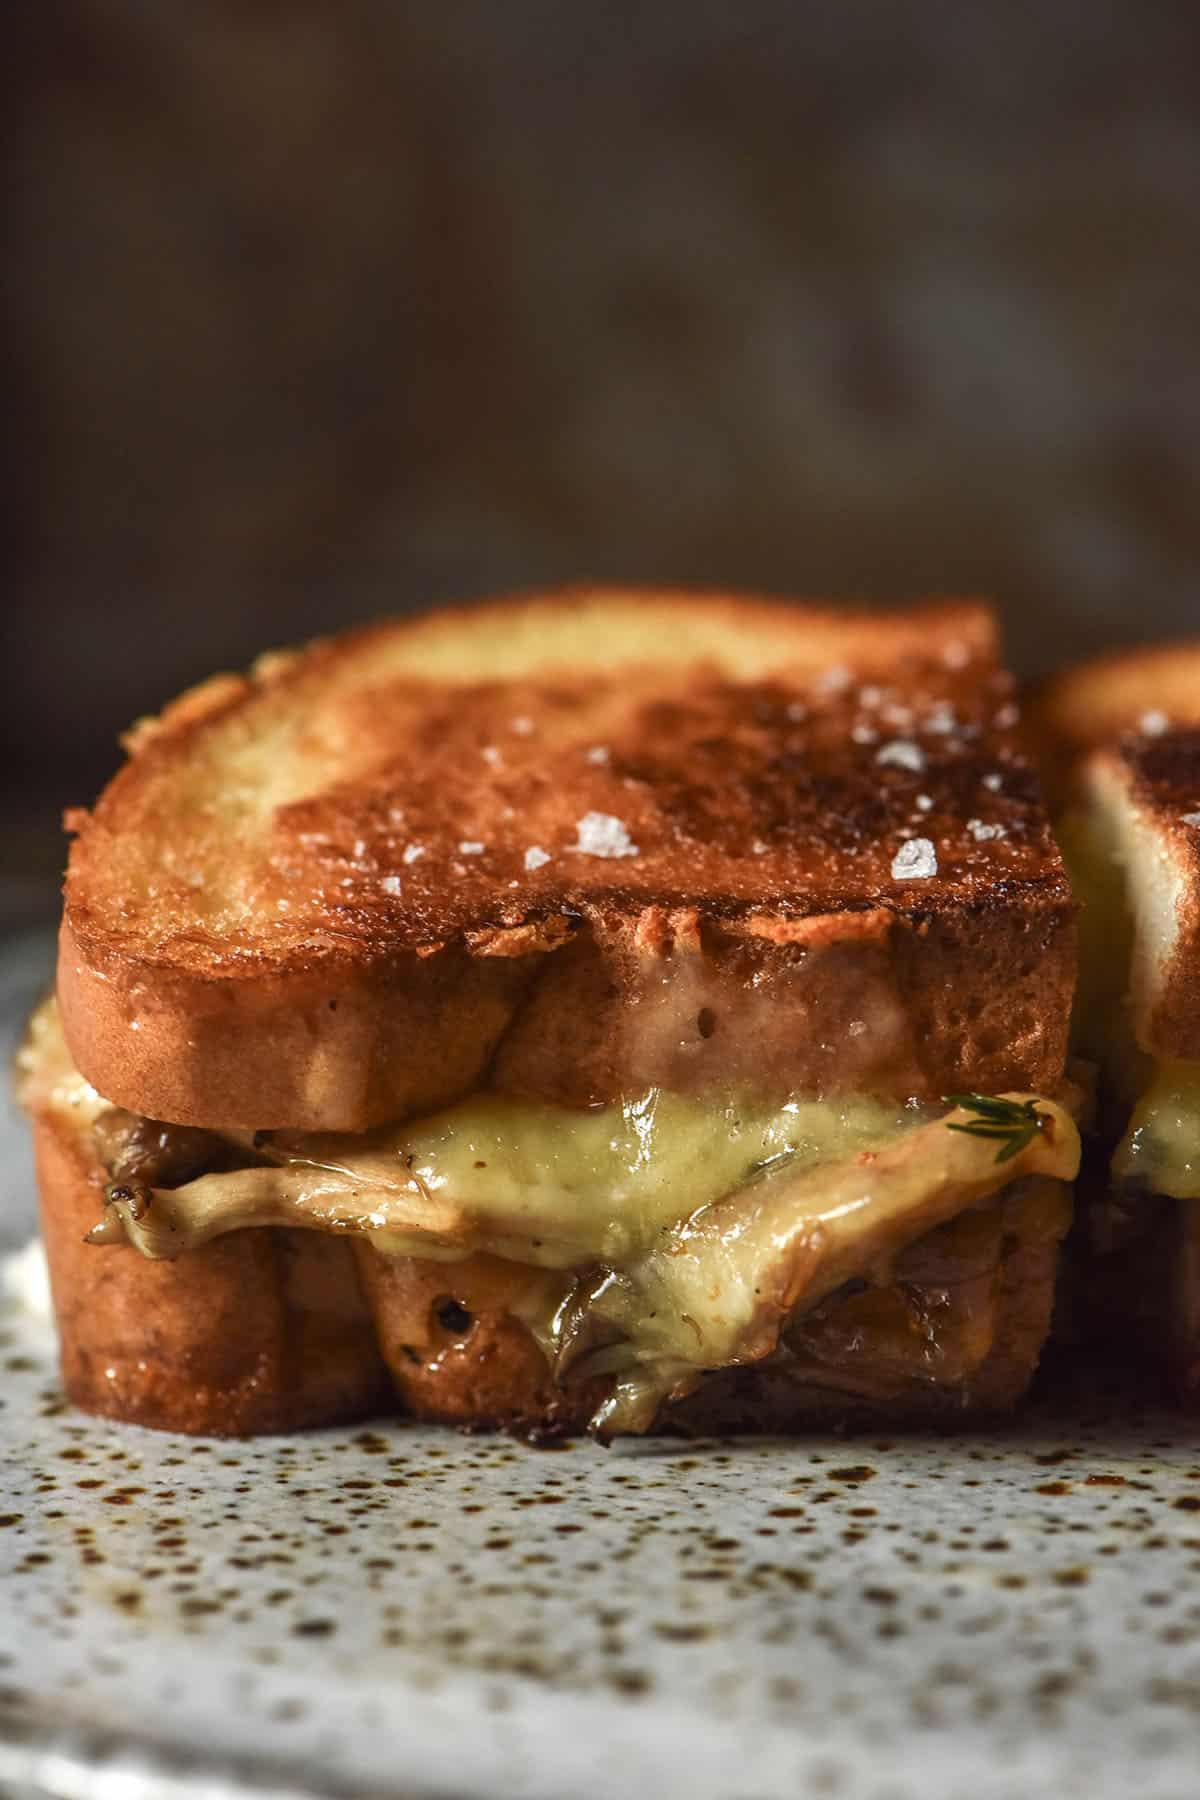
[5, 2, 1200, 926]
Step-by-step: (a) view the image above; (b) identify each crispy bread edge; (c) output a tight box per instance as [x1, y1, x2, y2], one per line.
[58, 883, 1077, 1130]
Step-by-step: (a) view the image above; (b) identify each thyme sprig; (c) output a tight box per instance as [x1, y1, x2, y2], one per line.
[942, 1093, 1049, 1164]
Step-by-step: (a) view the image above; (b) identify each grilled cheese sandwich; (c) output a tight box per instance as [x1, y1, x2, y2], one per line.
[19, 590, 1080, 1436]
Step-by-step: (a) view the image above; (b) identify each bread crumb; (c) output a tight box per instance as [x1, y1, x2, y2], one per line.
[891, 837, 938, 880]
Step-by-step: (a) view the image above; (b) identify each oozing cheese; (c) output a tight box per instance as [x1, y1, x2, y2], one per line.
[1056, 806, 1200, 1208]
[1113, 1060, 1200, 1201]
[92, 1089, 1078, 1435]
[22, 999, 1080, 1435]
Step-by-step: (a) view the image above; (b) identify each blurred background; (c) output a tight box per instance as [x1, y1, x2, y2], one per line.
[5, 1, 1200, 930]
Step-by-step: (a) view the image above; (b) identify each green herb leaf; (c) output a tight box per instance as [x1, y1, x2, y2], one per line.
[942, 1093, 1048, 1166]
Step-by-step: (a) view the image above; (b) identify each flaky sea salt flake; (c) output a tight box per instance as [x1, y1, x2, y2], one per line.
[524, 846, 551, 871]
[571, 811, 639, 858]
[891, 837, 938, 881]
[876, 739, 925, 773]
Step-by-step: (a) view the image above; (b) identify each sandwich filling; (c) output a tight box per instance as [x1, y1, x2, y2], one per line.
[21, 1000, 1080, 1435]
[1059, 795, 1200, 1205]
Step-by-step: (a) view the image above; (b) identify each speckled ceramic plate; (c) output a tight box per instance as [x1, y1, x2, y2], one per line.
[3, 932, 1200, 1800]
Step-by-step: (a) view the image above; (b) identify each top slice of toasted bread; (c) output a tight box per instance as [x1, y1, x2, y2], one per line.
[1031, 643, 1200, 1061]
[59, 589, 1075, 1129]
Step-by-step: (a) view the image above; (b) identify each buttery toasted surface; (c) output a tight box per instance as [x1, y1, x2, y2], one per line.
[1031, 646, 1200, 1061]
[60, 590, 1074, 1128]
[1031, 640, 1200, 780]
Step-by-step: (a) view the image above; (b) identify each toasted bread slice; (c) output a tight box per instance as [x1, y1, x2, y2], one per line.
[1033, 647, 1200, 1062]
[1030, 639, 1200, 785]
[60, 590, 1074, 1130]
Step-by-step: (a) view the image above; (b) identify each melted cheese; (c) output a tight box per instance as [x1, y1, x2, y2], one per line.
[90, 1087, 1078, 1435]
[23, 998, 1080, 1435]
[1113, 1060, 1200, 1200]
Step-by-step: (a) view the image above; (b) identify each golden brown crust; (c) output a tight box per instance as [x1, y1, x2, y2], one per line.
[1029, 640, 1200, 783]
[57, 919, 536, 1131]
[1116, 732, 1200, 1058]
[1030, 644, 1200, 1062]
[59, 589, 1074, 1128]
[32, 1108, 391, 1435]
